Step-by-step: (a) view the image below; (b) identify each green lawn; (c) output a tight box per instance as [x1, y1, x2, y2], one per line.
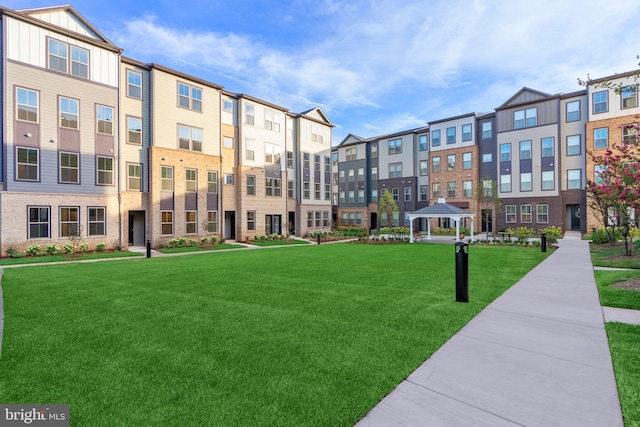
[251, 239, 311, 246]
[607, 323, 640, 427]
[590, 242, 640, 269]
[594, 270, 640, 310]
[158, 243, 247, 253]
[0, 244, 547, 426]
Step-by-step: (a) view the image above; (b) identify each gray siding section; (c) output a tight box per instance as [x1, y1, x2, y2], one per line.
[497, 99, 559, 132]
[160, 194, 173, 210]
[207, 193, 218, 211]
[478, 116, 497, 181]
[185, 193, 197, 210]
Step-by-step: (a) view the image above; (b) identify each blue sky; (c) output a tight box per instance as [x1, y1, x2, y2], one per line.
[8, 0, 640, 144]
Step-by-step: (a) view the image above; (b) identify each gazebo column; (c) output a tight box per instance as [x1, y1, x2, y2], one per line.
[470, 218, 474, 241]
[427, 218, 432, 240]
[455, 217, 460, 241]
[409, 217, 414, 243]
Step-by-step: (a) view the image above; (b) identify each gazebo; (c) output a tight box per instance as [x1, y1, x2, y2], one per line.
[408, 198, 475, 242]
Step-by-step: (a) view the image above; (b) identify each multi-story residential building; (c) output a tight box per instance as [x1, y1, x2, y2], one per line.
[585, 70, 640, 232]
[0, 4, 333, 252]
[476, 112, 497, 233]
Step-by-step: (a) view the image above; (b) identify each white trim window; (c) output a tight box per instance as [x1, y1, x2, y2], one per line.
[17, 147, 39, 181]
[29, 206, 50, 239]
[97, 156, 114, 185]
[59, 206, 79, 237]
[17, 87, 38, 122]
[127, 116, 142, 144]
[88, 207, 106, 236]
[60, 97, 79, 129]
[178, 82, 202, 111]
[48, 39, 89, 78]
[60, 152, 79, 184]
[127, 70, 142, 99]
[97, 105, 114, 135]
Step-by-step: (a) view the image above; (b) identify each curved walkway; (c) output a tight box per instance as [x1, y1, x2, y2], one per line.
[357, 233, 625, 427]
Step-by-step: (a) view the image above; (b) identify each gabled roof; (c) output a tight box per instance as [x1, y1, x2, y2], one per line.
[293, 107, 335, 127]
[337, 134, 367, 147]
[428, 112, 476, 126]
[496, 87, 555, 110]
[410, 200, 472, 216]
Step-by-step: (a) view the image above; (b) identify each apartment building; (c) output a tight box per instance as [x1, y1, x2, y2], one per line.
[0, 4, 333, 252]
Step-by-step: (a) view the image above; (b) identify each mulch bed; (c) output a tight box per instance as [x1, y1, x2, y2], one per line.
[612, 279, 640, 291]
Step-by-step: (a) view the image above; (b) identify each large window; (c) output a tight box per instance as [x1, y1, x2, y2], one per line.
[185, 211, 197, 234]
[514, 108, 537, 129]
[59, 207, 79, 237]
[224, 136, 234, 148]
[519, 140, 532, 160]
[481, 122, 492, 139]
[521, 205, 532, 223]
[60, 97, 79, 129]
[60, 152, 79, 183]
[542, 137, 554, 157]
[482, 153, 492, 163]
[161, 166, 174, 191]
[389, 163, 402, 178]
[223, 98, 233, 112]
[97, 157, 113, 185]
[207, 171, 218, 193]
[266, 178, 282, 196]
[500, 174, 511, 192]
[265, 143, 281, 164]
[371, 166, 378, 180]
[621, 85, 638, 109]
[303, 152, 310, 169]
[161, 211, 173, 235]
[346, 147, 357, 161]
[520, 172, 532, 191]
[97, 105, 114, 135]
[388, 138, 402, 154]
[128, 164, 142, 191]
[264, 110, 281, 132]
[462, 152, 472, 169]
[288, 181, 295, 198]
[29, 207, 50, 238]
[542, 171, 555, 190]
[463, 181, 472, 197]
[325, 184, 331, 200]
[224, 173, 234, 185]
[88, 207, 106, 236]
[432, 130, 441, 147]
[348, 190, 355, 203]
[371, 189, 378, 203]
[247, 211, 256, 231]
[419, 160, 428, 176]
[432, 183, 441, 198]
[178, 125, 203, 152]
[206, 211, 218, 232]
[462, 124, 472, 141]
[245, 104, 255, 125]
[357, 167, 364, 181]
[359, 189, 365, 203]
[537, 204, 549, 223]
[622, 124, 639, 145]
[419, 185, 428, 201]
[505, 205, 516, 223]
[48, 39, 88, 78]
[127, 70, 142, 99]
[594, 127, 608, 149]
[432, 156, 441, 172]
[593, 91, 608, 113]
[404, 187, 411, 201]
[446, 127, 456, 144]
[392, 188, 399, 202]
[127, 117, 142, 144]
[303, 182, 310, 199]
[419, 134, 428, 151]
[566, 100, 580, 122]
[348, 169, 354, 182]
[595, 165, 606, 185]
[178, 82, 202, 111]
[17, 87, 38, 122]
[246, 174, 256, 195]
[245, 139, 255, 161]
[447, 154, 456, 171]
[567, 135, 581, 156]
[567, 169, 582, 189]
[17, 147, 39, 181]
[371, 145, 378, 158]
[500, 144, 511, 162]
[447, 182, 456, 198]
[185, 169, 197, 192]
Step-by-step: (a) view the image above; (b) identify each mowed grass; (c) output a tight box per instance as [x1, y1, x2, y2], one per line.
[594, 269, 640, 310]
[607, 323, 640, 427]
[0, 244, 547, 426]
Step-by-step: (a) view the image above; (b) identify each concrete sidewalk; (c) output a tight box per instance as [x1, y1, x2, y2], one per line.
[357, 234, 624, 427]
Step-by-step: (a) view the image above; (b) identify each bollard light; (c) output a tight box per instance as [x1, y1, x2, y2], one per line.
[455, 241, 469, 303]
[146, 239, 151, 258]
[541, 232, 547, 253]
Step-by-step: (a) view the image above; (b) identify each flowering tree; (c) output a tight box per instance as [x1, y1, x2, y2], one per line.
[587, 127, 640, 255]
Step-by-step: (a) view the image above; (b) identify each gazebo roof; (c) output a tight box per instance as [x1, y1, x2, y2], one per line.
[409, 198, 474, 217]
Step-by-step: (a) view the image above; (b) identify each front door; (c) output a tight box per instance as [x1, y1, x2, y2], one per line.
[288, 211, 295, 236]
[481, 209, 493, 233]
[128, 211, 145, 246]
[225, 211, 235, 240]
[370, 213, 378, 231]
[570, 206, 581, 230]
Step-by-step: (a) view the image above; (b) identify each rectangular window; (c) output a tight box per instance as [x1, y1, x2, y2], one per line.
[339, 170, 345, 183]
[388, 138, 402, 154]
[567, 169, 582, 189]
[245, 104, 255, 125]
[447, 154, 456, 171]
[97, 105, 114, 135]
[310, 212, 317, 228]
[358, 189, 365, 203]
[389, 163, 402, 178]
[314, 183, 321, 199]
[595, 165, 605, 185]
[419, 160, 428, 176]
[566, 100, 580, 122]
[462, 124, 472, 141]
[314, 154, 321, 171]
[325, 184, 331, 200]
[419, 185, 428, 201]
[339, 191, 345, 204]
[542, 171, 555, 190]
[127, 70, 142, 99]
[17, 147, 39, 181]
[161, 166, 174, 191]
[505, 205, 516, 223]
[482, 180, 493, 197]
[567, 135, 581, 155]
[325, 156, 331, 173]
[462, 152, 472, 169]
[311, 124, 323, 143]
[208, 171, 218, 193]
[288, 180, 294, 198]
[303, 182, 310, 199]
[356, 212, 362, 225]
[514, 108, 537, 129]
[594, 127, 608, 149]
[161, 211, 173, 235]
[59, 207, 79, 237]
[348, 190, 355, 203]
[392, 188, 399, 202]
[357, 167, 364, 181]
[247, 174, 256, 195]
[286, 151, 294, 168]
[521, 205, 532, 223]
[419, 134, 428, 151]
[60, 152, 79, 183]
[178, 82, 202, 111]
[128, 164, 142, 191]
[371, 166, 378, 180]
[265, 143, 281, 164]
[224, 174, 234, 185]
[520, 172, 532, 191]
[537, 204, 549, 223]
[60, 97, 79, 129]
[315, 211, 321, 228]
[432, 130, 441, 147]
[264, 110, 280, 132]
[223, 136, 234, 148]
[482, 122, 492, 139]
[432, 156, 441, 172]
[185, 211, 197, 234]
[404, 187, 411, 201]
[247, 211, 256, 231]
[89, 207, 106, 236]
[520, 140, 532, 160]
[70, 45, 88, 78]
[49, 39, 87, 77]
[463, 181, 472, 197]
[17, 87, 38, 122]
[127, 117, 142, 144]
[621, 85, 638, 109]
[622, 124, 639, 145]
[432, 183, 441, 198]
[223, 98, 233, 112]
[482, 153, 492, 163]
[371, 189, 378, 202]
[593, 91, 608, 113]
[349, 212, 355, 226]
[178, 126, 202, 152]
[348, 169, 354, 182]
[446, 127, 456, 144]
[542, 137, 554, 157]
[500, 144, 511, 162]
[500, 174, 511, 192]
[332, 173, 338, 186]
[185, 169, 197, 192]
[323, 211, 329, 227]
[29, 207, 50, 238]
[447, 182, 456, 198]
[245, 139, 255, 161]
[345, 147, 357, 161]
[371, 145, 378, 158]
[97, 156, 113, 185]
[206, 211, 218, 233]
[48, 39, 68, 73]
[303, 152, 310, 169]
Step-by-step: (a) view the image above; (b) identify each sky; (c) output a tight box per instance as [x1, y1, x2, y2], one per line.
[7, 0, 640, 144]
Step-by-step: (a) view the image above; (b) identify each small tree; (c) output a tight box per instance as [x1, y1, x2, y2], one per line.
[378, 189, 399, 228]
[475, 177, 502, 236]
[67, 225, 83, 256]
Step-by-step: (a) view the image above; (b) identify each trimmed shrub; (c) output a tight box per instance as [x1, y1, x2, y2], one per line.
[45, 244, 60, 255]
[25, 245, 43, 257]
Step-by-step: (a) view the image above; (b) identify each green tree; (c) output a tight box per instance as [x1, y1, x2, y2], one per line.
[378, 189, 399, 228]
